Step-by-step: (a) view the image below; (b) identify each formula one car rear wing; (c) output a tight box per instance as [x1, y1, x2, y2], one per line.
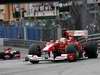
[65, 30, 88, 38]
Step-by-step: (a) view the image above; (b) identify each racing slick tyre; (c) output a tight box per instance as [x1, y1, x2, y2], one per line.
[13, 51, 20, 59]
[66, 44, 77, 62]
[67, 53, 76, 62]
[25, 56, 29, 61]
[30, 60, 39, 64]
[84, 41, 98, 58]
[0, 52, 5, 59]
[28, 45, 41, 57]
[53, 50, 61, 59]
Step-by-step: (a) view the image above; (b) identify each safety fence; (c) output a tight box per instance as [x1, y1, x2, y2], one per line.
[0, 25, 57, 41]
[0, 25, 23, 39]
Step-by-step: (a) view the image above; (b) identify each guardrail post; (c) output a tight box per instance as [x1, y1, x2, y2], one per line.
[23, 26, 27, 40]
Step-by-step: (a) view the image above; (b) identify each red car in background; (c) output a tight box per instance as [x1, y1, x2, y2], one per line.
[0, 47, 20, 60]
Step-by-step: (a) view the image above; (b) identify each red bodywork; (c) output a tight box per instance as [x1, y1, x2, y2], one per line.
[42, 37, 82, 54]
[4, 48, 12, 53]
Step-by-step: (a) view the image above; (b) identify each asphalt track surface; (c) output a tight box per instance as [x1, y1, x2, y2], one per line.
[0, 47, 100, 75]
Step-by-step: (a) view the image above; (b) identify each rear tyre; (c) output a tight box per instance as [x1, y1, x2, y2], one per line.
[84, 41, 98, 58]
[88, 54, 98, 58]
[0, 52, 5, 59]
[4, 54, 13, 60]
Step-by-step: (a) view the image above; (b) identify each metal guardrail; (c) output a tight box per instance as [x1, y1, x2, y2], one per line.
[4, 39, 45, 48]
[3, 33, 100, 51]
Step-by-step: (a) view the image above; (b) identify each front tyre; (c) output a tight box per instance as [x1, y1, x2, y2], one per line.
[67, 53, 76, 62]
[66, 44, 77, 62]
[25, 57, 29, 61]
[30, 60, 39, 64]
[13, 51, 21, 59]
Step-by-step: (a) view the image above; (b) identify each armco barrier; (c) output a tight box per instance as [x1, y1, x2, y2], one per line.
[4, 39, 45, 48]
[3, 33, 100, 51]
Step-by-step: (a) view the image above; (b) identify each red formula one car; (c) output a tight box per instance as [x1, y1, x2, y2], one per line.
[25, 30, 98, 64]
[0, 47, 21, 60]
